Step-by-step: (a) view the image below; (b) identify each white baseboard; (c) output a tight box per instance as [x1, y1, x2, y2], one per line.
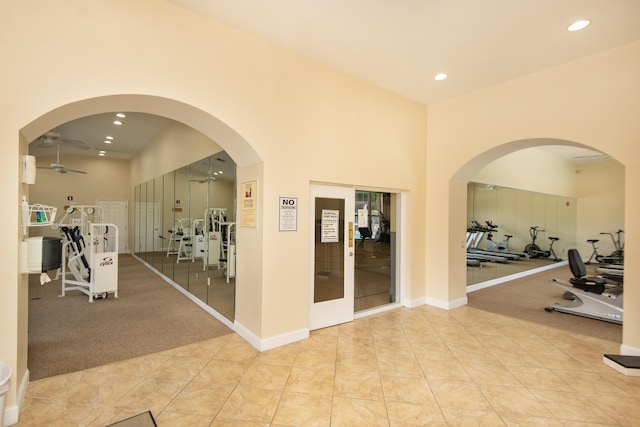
[467, 261, 568, 293]
[2, 368, 27, 426]
[234, 321, 308, 352]
[132, 254, 235, 331]
[620, 344, 640, 355]
[425, 296, 468, 310]
[403, 297, 426, 308]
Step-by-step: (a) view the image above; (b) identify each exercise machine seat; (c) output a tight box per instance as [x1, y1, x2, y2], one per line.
[567, 249, 606, 294]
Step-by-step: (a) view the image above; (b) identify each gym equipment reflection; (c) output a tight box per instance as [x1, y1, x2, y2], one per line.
[134, 153, 236, 320]
[467, 182, 576, 285]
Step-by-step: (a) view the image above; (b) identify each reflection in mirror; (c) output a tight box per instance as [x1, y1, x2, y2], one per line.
[133, 184, 140, 256]
[172, 165, 191, 292]
[151, 176, 164, 272]
[145, 180, 154, 263]
[187, 162, 208, 303]
[467, 182, 576, 286]
[134, 182, 148, 258]
[198, 155, 236, 320]
[162, 171, 176, 280]
[135, 153, 237, 321]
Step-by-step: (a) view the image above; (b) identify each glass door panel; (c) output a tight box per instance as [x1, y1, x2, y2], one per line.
[354, 191, 397, 312]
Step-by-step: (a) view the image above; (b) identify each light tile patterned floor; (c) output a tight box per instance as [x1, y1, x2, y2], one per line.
[16, 305, 640, 426]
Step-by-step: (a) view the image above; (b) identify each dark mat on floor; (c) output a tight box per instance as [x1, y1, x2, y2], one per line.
[107, 411, 157, 427]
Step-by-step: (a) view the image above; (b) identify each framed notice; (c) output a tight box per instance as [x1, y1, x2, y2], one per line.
[321, 209, 339, 243]
[279, 197, 297, 231]
[240, 180, 257, 228]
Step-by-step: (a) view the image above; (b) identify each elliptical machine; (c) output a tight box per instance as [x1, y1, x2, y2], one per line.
[599, 229, 624, 265]
[523, 226, 560, 260]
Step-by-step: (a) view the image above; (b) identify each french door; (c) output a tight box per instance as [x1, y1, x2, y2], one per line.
[309, 185, 355, 330]
[97, 200, 129, 253]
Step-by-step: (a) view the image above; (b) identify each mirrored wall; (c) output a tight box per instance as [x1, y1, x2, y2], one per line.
[467, 182, 576, 285]
[134, 153, 236, 320]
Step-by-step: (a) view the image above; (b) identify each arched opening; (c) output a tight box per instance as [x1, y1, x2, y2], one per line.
[20, 94, 263, 379]
[21, 94, 260, 168]
[451, 138, 624, 340]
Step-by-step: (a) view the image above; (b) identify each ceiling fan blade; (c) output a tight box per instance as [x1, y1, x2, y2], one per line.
[66, 170, 87, 174]
[33, 132, 90, 150]
[60, 139, 91, 150]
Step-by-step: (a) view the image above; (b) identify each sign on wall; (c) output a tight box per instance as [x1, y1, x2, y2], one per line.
[279, 197, 297, 231]
[240, 180, 257, 228]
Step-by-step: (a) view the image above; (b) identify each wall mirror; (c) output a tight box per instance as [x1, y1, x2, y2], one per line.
[467, 182, 576, 286]
[134, 152, 236, 320]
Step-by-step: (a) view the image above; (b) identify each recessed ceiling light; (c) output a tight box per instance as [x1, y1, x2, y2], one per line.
[218, 170, 223, 174]
[113, 120, 123, 125]
[434, 73, 448, 81]
[104, 140, 112, 144]
[116, 113, 126, 118]
[105, 136, 114, 140]
[568, 19, 590, 31]
[98, 152, 106, 156]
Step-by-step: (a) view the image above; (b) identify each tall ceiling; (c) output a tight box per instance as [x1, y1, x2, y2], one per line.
[31, 1, 640, 163]
[169, 0, 640, 104]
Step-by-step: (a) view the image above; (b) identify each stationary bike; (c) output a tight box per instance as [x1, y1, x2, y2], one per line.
[586, 230, 624, 265]
[523, 226, 560, 260]
[484, 221, 512, 253]
[484, 221, 526, 258]
[600, 229, 624, 265]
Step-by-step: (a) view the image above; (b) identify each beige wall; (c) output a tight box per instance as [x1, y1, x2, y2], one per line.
[2, 0, 427, 416]
[474, 147, 578, 197]
[27, 156, 131, 238]
[426, 41, 640, 350]
[131, 121, 224, 185]
[2, 1, 639, 423]
[575, 161, 625, 257]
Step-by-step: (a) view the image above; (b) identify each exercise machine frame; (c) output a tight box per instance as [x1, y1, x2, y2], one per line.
[60, 222, 119, 302]
[545, 249, 622, 324]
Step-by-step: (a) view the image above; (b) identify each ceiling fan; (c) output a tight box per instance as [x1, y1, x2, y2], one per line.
[37, 141, 88, 174]
[32, 131, 90, 151]
[190, 175, 216, 184]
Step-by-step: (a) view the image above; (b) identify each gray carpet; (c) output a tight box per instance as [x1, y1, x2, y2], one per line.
[467, 264, 622, 343]
[28, 254, 233, 380]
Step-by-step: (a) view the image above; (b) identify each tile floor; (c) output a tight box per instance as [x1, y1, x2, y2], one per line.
[16, 305, 640, 426]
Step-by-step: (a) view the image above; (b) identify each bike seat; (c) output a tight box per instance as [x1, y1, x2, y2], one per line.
[587, 239, 599, 243]
[549, 237, 559, 241]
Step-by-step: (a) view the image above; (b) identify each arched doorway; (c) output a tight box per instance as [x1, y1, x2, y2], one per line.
[20, 94, 263, 376]
[450, 138, 624, 336]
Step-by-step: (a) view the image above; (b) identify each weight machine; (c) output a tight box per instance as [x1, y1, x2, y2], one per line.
[53, 205, 104, 234]
[197, 208, 236, 282]
[59, 222, 119, 302]
[196, 208, 226, 270]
